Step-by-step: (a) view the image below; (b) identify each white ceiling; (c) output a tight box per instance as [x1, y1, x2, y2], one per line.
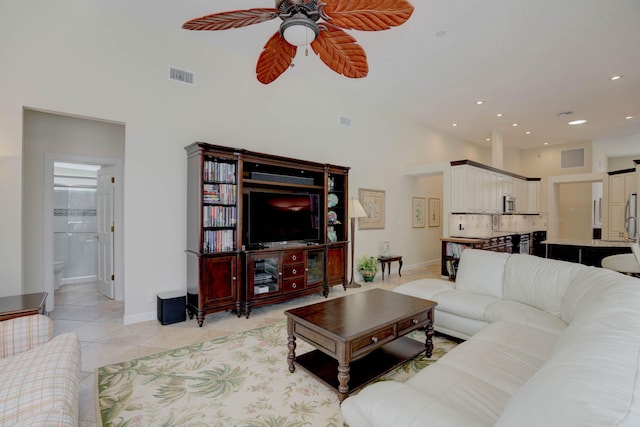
[101, 0, 640, 158]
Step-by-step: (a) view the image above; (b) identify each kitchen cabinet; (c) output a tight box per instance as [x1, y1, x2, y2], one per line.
[608, 170, 636, 241]
[450, 161, 540, 215]
[451, 165, 501, 214]
[527, 181, 541, 214]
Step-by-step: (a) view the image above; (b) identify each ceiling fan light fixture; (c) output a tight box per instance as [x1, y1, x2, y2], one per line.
[280, 14, 319, 47]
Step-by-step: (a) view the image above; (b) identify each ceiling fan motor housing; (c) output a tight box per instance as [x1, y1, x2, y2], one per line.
[278, 0, 322, 46]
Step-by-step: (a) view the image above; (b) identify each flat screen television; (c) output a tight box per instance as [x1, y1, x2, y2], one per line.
[246, 191, 320, 246]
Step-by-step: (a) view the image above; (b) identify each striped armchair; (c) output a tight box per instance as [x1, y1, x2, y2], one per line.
[0, 315, 80, 426]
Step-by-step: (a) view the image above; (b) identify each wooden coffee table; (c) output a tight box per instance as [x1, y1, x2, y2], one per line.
[285, 288, 436, 402]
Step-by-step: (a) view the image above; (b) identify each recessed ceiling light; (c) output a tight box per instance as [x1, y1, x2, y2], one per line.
[496, 113, 503, 117]
[544, 142, 549, 146]
[610, 75, 623, 81]
[476, 101, 484, 105]
[452, 123, 457, 127]
[525, 131, 531, 135]
[626, 116, 634, 120]
[512, 123, 518, 127]
[486, 138, 491, 142]
[568, 119, 587, 125]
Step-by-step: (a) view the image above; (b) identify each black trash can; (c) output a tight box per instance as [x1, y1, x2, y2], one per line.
[157, 291, 186, 325]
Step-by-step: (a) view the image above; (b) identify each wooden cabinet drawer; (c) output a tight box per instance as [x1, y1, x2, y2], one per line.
[283, 278, 304, 292]
[283, 265, 304, 279]
[351, 325, 396, 355]
[284, 251, 304, 264]
[397, 311, 430, 335]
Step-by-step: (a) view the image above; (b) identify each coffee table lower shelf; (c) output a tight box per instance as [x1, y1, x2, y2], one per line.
[293, 336, 425, 397]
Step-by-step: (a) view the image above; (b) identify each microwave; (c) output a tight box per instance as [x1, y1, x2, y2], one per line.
[503, 195, 516, 213]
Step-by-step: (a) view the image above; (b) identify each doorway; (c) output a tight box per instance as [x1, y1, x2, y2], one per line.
[22, 109, 125, 313]
[44, 154, 124, 312]
[53, 162, 117, 300]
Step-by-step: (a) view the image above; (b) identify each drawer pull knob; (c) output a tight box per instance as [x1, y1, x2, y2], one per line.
[292, 255, 297, 261]
[292, 269, 297, 274]
[371, 336, 378, 343]
[292, 283, 297, 289]
[412, 319, 418, 325]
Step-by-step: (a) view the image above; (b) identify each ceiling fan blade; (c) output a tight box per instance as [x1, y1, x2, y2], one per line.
[256, 33, 297, 84]
[311, 27, 368, 79]
[182, 8, 278, 31]
[323, 0, 414, 31]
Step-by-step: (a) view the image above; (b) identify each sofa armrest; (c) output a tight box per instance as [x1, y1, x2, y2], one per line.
[0, 314, 52, 358]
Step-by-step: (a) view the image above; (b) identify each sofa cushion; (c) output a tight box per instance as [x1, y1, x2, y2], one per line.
[485, 300, 568, 336]
[0, 332, 80, 426]
[503, 254, 584, 316]
[455, 249, 509, 298]
[340, 380, 488, 427]
[394, 278, 453, 301]
[561, 265, 633, 324]
[497, 275, 640, 427]
[434, 311, 488, 341]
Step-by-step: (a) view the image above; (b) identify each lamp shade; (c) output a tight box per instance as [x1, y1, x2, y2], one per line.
[349, 198, 368, 218]
[280, 15, 319, 47]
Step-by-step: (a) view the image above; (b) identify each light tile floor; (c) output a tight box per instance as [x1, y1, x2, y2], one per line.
[50, 263, 441, 426]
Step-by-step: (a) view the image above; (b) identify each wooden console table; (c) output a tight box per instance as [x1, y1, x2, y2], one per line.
[378, 255, 403, 280]
[0, 292, 47, 322]
[285, 289, 436, 402]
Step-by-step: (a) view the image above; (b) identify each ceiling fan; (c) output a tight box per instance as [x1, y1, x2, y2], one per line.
[182, 0, 415, 84]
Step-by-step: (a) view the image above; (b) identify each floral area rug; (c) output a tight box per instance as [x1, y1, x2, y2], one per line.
[96, 321, 458, 426]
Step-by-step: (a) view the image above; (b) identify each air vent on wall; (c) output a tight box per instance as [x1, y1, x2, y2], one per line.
[339, 115, 352, 128]
[561, 148, 585, 169]
[169, 67, 195, 85]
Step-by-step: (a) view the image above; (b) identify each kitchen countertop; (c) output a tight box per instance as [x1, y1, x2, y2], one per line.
[446, 230, 545, 240]
[541, 238, 634, 248]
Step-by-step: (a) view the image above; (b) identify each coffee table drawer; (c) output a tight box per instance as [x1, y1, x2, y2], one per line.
[351, 325, 396, 355]
[397, 311, 430, 335]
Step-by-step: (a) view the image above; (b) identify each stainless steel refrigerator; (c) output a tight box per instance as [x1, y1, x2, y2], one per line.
[625, 193, 638, 241]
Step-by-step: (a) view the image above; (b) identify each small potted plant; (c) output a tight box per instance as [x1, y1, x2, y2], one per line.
[357, 254, 378, 282]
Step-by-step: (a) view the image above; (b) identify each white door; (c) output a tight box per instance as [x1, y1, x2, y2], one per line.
[97, 166, 115, 299]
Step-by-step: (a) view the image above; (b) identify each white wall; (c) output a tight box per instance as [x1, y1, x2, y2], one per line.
[0, 1, 487, 320]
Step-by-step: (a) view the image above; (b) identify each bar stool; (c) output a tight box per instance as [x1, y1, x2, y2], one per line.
[601, 243, 640, 277]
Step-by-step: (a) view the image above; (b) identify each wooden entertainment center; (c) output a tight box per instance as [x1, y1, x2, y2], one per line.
[185, 142, 349, 326]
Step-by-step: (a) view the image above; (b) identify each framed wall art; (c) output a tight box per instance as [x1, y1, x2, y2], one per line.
[412, 197, 426, 228]
[428, 198, 441, 228]
[358, 188, 385, 230]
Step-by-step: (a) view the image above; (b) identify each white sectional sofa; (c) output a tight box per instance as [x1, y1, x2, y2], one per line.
[0, 314, 81, 426]
[341, 249, 640, 427]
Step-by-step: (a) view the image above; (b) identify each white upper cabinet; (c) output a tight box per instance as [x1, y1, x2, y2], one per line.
[450, 162, 540, 215]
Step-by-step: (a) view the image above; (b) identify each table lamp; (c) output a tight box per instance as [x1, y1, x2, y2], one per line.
[347, 197, 368, 288]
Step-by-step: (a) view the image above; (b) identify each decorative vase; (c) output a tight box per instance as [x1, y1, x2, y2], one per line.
[361, 270, 375, 282]
[383, 241, 391, 257]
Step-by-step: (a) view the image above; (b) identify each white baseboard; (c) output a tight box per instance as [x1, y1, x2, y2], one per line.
[124, 311, 157, 325]
[62, 275, 97, 285]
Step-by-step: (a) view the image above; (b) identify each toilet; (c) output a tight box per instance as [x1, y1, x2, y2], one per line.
[54, 262, 64, 290]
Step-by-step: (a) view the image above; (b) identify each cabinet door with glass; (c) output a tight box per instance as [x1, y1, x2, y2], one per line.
[248, 253, 282, 298]
[306, 249, 325, 289]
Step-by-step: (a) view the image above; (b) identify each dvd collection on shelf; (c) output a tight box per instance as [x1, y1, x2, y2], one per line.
[203, 206, 237, 227]
[203, 229, 235, 253]
[204, 159, 236, 183]
[203, 183, 237, 205]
